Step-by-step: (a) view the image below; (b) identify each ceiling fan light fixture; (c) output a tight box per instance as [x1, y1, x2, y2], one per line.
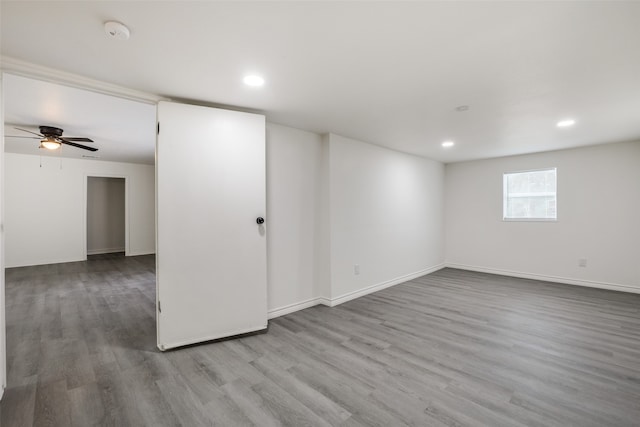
[40, 136, 62, 150]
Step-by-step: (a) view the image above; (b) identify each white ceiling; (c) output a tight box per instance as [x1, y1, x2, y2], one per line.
[4, 74, 156, 164]
[2, 1, 640, 164]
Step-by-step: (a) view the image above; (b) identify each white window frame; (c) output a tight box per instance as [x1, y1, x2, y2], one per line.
[503, 167, 557, 222]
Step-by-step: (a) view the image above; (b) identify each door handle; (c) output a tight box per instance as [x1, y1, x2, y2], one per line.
[256, 217, 265, 225]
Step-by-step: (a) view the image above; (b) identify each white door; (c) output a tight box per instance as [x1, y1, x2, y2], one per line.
[156, 101, 267, 350]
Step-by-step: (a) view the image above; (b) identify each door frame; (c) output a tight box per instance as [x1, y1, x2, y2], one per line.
[0, 60, 163, 402]
[0, 71, 6, 400]
[83, 173, 130, 259]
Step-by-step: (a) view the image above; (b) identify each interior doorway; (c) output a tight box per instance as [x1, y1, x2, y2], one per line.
[86, 176, 126, 256]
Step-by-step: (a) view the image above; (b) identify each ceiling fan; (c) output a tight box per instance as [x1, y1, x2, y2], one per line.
[8, 125, 98, 152]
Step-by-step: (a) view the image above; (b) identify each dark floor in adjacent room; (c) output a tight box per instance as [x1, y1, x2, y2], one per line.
[2, 254, 640, 426]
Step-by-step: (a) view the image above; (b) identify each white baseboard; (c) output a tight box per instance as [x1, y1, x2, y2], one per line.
[127, 250, 156, 257]
[6, 256, 86, 268]
[268, 297, 324, 319]
[328, 264, 446, 307]
[87, 247, 126, 256]
[317, 297, 332, 306]
[267, 264, 446, 319]
[445, 263, 640, 295]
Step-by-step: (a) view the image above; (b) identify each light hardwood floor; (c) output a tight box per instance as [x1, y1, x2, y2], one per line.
[1, 254, 640, 426]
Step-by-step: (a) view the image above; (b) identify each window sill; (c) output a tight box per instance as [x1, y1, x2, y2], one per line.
[502, 218, 557, 222]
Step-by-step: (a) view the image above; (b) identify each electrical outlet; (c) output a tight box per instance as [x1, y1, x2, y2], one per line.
[354, 264, 360, 275]
[578, 258, 587, 268]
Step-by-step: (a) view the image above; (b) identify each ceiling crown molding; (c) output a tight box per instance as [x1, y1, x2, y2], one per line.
[1, 56, 167, 105]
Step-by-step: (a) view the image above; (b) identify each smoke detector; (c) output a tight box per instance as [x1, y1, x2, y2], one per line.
[104, 21, 130, 40]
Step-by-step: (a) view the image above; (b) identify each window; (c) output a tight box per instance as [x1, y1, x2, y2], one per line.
[503, 168, 556, 220]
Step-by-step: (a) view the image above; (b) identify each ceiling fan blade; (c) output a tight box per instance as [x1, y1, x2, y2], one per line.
[5, 135, 40, 139]
[61, 137, 94, 142]
[15, 127, 44, 137]
[61, 140, 98, 152]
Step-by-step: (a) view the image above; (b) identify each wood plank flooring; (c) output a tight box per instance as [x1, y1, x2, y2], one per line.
[1, 254, 640, 426]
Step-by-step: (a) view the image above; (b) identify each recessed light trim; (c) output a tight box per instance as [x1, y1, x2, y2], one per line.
[442, 141, 455, 148]
[243, 75, 265, 87]
[557, 119, 576, 128]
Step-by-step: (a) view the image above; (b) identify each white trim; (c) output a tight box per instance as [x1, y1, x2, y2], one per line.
[155, 104, 160, 352]
[87, 247, 126, 256]
[0, 72, 5, 400]
[1, 56, 166, 105]
[128, 250, 156, 257]
[503, 166, 558, 175]
[268, 265, 446, 318]
[327, 264, 446, 307]
[317, 297, 332, 306]
[446, 263, 640, 294]
[268, 297, 324, 319]
[6, 256, 85, 269]
[502, 218, 557, 222]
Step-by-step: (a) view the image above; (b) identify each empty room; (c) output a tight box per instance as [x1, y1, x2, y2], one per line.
[1, 1, 639, 426]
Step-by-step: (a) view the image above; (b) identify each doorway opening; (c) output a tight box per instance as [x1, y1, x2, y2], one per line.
[86, 176, 126, 256]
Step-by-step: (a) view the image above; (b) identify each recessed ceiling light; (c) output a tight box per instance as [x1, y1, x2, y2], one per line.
[243, 75, 265, 87]
[442, 141, 455, 148]
[557, 119, 576, 128]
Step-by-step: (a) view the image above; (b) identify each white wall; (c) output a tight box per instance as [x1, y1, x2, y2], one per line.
[264, 128, 446, 315]
[445, 141, 640, 292]
[316, 134, 332, 302]
[5, 154, 155, 267]
[327, 134, 445, 304]
[0, 73, 6, 400]
[87, 177, 126, 255]
[264, 124, 324, 316]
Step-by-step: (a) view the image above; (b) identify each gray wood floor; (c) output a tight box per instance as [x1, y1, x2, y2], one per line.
[1, 254, 640, 426]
